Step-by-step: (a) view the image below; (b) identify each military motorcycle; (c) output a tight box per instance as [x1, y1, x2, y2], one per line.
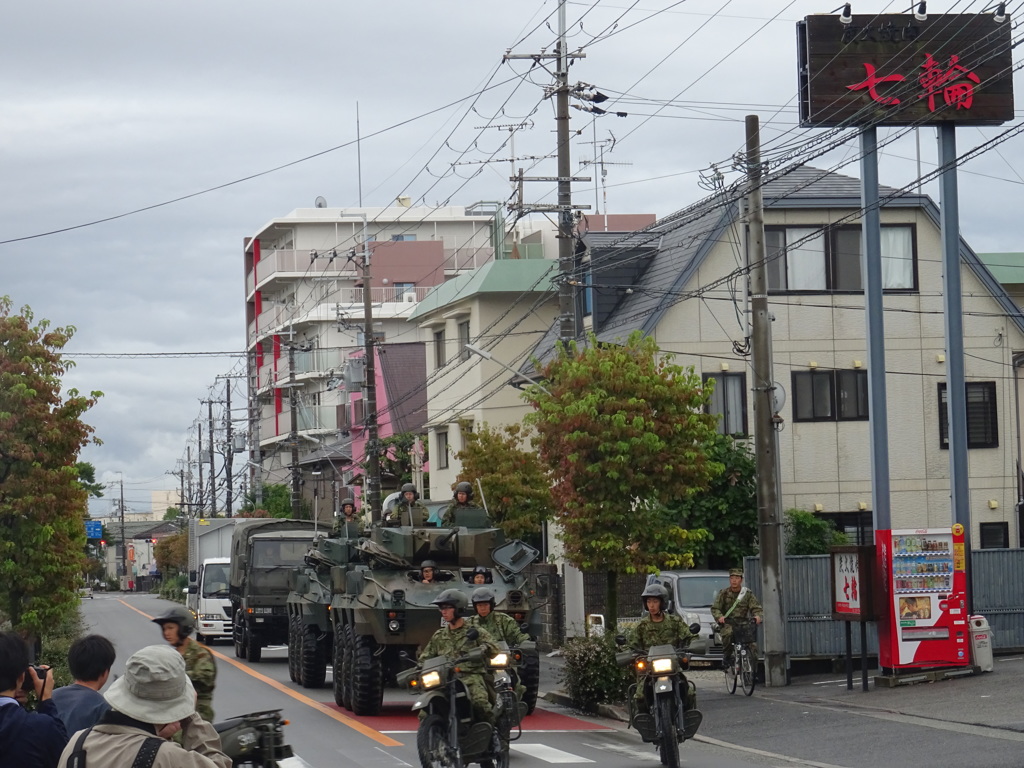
[399, 646, 509, 768]
[214, 709, 294, 767]
[616, 626, 704, 768]
[487, 642, 528, 744]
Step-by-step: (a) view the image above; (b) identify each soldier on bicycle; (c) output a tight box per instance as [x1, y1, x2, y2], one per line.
[711, 568, 763, 667]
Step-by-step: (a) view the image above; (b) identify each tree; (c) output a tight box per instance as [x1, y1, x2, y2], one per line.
[454, 422, 552, 542]
[163, 506, 182, 521]
[676, 433, 757, 569]
[378, 432, 428, 489]
[74, 462, 105, 498]
[239, 483, 304, 518]
[154, 532, 188, 574]
[784, 509, 847, 555]
[0, 298, 100, 636]
[524, 332, 720, 630]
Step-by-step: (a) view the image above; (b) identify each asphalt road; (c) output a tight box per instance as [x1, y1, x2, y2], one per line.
[80, 593, 1024, 768]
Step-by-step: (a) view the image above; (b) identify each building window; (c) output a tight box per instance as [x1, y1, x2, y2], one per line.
[703, 372, 747, 435]
[938, 382, 998, 449]
[766, 225, 915, 293]
[436, 431, 450, 469]
[979, 521, 1009, 549]
[792, 370, 835, 421]
[391, 234, 417, 242]
[434, 329, 446, 368]
[394, 282, 416, 299]
[817, 510, 874, 545]
[836, 370, 869, 420]
[582, 271, 593, 317]
[458, 320, 471, 362]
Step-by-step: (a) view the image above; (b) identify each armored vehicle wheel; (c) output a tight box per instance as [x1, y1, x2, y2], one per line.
[342, 624, 355, 710]
[246, 629, 262, 663]
[520, 651, 540, 715]
[332, 621, 346, 707]
[351, 633, 384, 716]
[287, 615, 301, 683]
[301, 625, 328, 688]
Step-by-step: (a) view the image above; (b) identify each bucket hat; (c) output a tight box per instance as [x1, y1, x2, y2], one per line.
[105, 645, 196, 723]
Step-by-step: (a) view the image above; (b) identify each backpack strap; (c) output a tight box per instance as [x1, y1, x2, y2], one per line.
[722, 587, 749, 620]
[131, 737, 164, 768]
[65, 727, 93, 768]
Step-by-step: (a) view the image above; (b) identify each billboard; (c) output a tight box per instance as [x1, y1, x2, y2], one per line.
[798, 14, 1014, 127]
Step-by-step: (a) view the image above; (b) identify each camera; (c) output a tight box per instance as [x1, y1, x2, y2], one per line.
[20, 665, 47, 692]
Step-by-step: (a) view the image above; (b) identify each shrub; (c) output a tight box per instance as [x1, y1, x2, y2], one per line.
[158, 573, 188, 602]
[558, 634, 632, 713]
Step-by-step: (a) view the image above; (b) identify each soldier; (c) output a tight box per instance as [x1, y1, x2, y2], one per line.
[420, 560, 439, 585]
[711, 568, 763, 667]
[629, 583, 697, 714]
[468, 587, 529, 700]
[332, 497, 363, 537]
[441, 481, 479, 527]
[471, 566, 489, 585]
[152, 605, 217, 722]
[418, 589, 498, 725]
[387, 483, 429, 526]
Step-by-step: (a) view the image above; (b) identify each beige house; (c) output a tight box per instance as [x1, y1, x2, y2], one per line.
[565, 167, 1024, 548]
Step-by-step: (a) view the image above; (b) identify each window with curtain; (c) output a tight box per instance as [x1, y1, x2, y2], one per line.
[703, 372, 748, 435]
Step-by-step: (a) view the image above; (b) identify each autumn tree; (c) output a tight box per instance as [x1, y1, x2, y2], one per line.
[524, 332, 720, 630]
[0, 298, 100, 636]
[154, 532, 188, 574]
[675, 433, 757, 569]
[454, 422, 552, 543]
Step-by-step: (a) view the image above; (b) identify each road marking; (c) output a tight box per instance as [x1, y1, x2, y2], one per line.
[512, 744, 596, 763]
[578, 741, 656, 762]
[117, 599, 401, 747]
[694, 735, 851, 768]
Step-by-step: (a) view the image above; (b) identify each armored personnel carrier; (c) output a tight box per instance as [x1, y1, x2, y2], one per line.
[288, 507, 543, 715]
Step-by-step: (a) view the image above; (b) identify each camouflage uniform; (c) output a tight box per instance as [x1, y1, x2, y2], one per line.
[468, 611, 530, 700]
[331, 517, 363, 538]
[419, 622, 498, 724]
[182, 639, 217, 722]
[440, 501, 480, 527]
[385, 500, 429, 527]
[629, 613, 696, 712]
[711, 586, 763, 664]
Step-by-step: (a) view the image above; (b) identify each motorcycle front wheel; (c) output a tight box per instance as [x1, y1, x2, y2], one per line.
[656, 696, 680, 768]
[417, 713, 460, 768]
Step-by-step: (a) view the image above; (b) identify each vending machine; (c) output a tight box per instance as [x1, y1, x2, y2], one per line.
[876, 525, 970, 671]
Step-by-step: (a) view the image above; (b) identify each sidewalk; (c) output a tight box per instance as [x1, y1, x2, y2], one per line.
[539, 649, 1024, 733]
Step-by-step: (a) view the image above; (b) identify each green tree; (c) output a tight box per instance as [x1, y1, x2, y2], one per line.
[239, 483, 306, 518]
[163, 506, 181, 521]
[0, 298, 100, 636]
[74, 461, 105, 498]
[454, 422, 552, 542]
[524, 332, 719, 630]
[784, 508, 847, 555]
[676, 433, 757, 568]
[378, 432, 428, 489]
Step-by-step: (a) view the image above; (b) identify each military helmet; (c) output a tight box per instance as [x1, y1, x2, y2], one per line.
[432, 588, 468, 616]
[471, 587, 496, 606]
[421, 559, 438, 570]
[473, 565, 489, 576]
[640, 582, 670, 613]
[454, 481, 473, 501]
[401, 482, 418, 500]
[341, 497, 356, 513]
[152, 604, 195, 636]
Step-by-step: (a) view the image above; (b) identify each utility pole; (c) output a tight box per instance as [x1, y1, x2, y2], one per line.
[224, 381, 234, 517]
[118, 473, 126, 585]
[288, 339, 302, 518]
[361, 246, 382, 524]
[746, 115, 788, 687]
[206, 399, 217, 517]
[197, 423, 205, 519]
[186, 446, 194, 518]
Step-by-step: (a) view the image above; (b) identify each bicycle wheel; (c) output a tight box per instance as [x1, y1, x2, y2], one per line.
[740, 649, 756, 696]
[724, 650, 737, 694]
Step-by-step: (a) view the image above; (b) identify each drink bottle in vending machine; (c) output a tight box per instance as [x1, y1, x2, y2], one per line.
[877, 525, 970, 671]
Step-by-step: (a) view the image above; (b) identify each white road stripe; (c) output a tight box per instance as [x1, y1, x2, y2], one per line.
[511, 744, 596, 763]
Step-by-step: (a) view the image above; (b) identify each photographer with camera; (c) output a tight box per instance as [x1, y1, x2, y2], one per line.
[0, 630, 68, 768]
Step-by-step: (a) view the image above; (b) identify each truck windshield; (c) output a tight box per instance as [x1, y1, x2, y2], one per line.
[252, 540, 310, 568]
[675, 576, 729, 608]
[201, 563, 230, 598]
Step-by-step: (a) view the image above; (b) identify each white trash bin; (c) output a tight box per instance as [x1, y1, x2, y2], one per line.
[587, 613, 605, 636]
[969, 615, 994, 672]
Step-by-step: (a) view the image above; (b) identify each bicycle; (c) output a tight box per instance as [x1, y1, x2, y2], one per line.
[722, 619, 758, 696]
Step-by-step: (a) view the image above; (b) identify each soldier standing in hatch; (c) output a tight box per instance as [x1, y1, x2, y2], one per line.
[387, 483, 429, 526]
[441, 481, 480, 527]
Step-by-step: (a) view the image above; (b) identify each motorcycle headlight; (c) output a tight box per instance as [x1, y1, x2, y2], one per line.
[489, 653, 509, 668]
[421, 671, 442, 689]
[652, 657, 675, 674]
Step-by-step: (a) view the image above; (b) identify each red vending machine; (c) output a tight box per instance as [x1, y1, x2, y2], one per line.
[877, 525, 970, 671]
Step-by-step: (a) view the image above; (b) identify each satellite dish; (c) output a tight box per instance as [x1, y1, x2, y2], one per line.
[314, 196, 328, 208]
[772, 382, 787, 414]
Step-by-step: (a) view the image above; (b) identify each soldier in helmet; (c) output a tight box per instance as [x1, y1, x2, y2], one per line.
[332, 497, 363, 537]
[386, 483, 429, 526]
[629, 583, 697, 719]
[420, 560, 439, 584]
[468, 587, 529, 701]
[152, 605, 217, 722]
[711, 568, 763, 667]
[441, 481, 479, 527]
[419, 589, 498, 725]
[471, 565, 490, 585]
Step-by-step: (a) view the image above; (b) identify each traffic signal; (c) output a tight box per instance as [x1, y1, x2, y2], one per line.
[100, 539, 106, 546]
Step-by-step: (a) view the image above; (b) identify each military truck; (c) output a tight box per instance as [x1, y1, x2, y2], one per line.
[229, 519, 318, 663]
[288, 507, 544, 715]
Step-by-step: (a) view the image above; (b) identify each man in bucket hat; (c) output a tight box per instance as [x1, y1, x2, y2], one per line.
[58, 645, 230, 768]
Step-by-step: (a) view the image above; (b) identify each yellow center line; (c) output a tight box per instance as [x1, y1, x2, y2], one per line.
[118, 599, 402, 747]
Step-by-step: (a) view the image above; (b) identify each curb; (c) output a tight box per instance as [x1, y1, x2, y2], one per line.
[541, 690, 629, 722]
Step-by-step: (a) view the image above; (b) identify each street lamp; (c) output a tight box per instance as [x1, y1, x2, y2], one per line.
[464, 344, 551, 395]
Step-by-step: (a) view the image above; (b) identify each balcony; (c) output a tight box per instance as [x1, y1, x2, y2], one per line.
[297, 404, 339, 433]
[247, 249, 358, 297]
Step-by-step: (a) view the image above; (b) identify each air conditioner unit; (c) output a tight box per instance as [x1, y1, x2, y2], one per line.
[403, 292, 417, 304]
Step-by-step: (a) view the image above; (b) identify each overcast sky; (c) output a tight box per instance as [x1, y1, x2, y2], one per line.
[3, 1, 1021, 515]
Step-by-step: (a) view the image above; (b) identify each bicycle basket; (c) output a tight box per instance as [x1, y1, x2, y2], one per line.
[732, 622, 757, 645]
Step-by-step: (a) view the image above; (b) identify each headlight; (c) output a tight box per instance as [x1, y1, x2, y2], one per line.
[421, 671, 442, 689]
[489, 653, 509, 667]
[388, 620, 401, 632]
[652, 657, 675, 674]
[684, 612, 701, 626]
[200, 614, 220, 621]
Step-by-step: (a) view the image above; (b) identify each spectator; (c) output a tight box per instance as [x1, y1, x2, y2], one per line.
[57, 645, 230, 768]
[0, 630, 68, 768]
[52, 634, 115, 733]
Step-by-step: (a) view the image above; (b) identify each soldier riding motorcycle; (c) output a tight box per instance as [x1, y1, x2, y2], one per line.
[214, 710, 293, 767]
[617, 583, 703, 768]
